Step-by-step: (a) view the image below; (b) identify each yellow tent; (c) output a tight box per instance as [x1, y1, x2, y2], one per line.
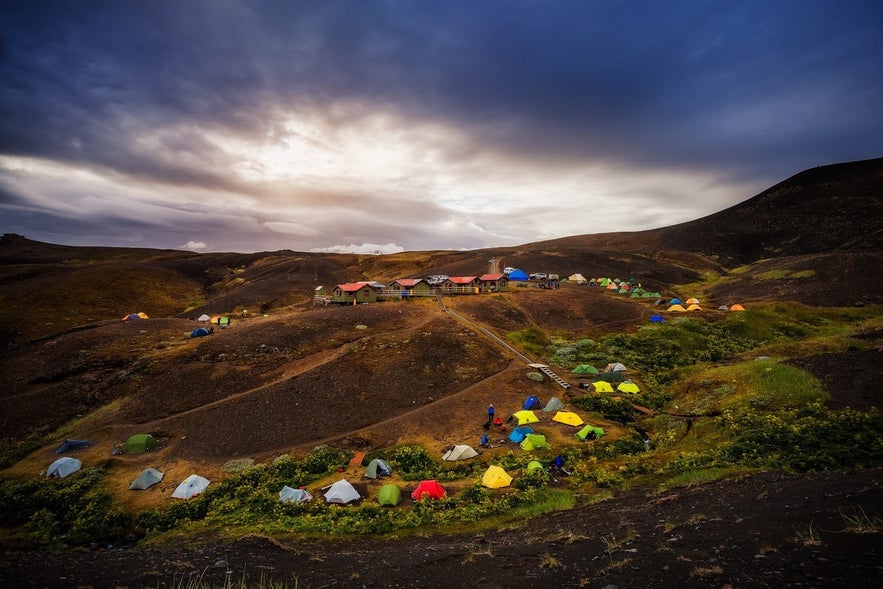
[686, 304, 702, 311]
[552, 411, 584, 426]
[617, 382, 640, 394]
[481, 465, 512, 489]
[686, 297, 700, 304]
[512, 410, 539, 425]
[592, 381, 614, 393]
[730, 304, 746, 311]
[667, 304, 687, 312]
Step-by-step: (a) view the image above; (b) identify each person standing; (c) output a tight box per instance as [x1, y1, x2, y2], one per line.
[487, 404, 495, 424]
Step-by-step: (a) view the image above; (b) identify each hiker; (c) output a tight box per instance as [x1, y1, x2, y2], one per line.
[487, 404, 495, 424]
[493, 416, 503, 427]
[550, 455, 569, 476]
[480, 433, 489, 448]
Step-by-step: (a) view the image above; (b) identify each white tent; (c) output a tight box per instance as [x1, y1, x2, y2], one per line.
[568, 273, 587, 284]
[171, 474, 210, 499]
[543, 396, 565, 412]
[279, 486, 313, 503]
[324, 479, 361, 504]
[197, 314, 211, 322]
[45, 457, 82, 478]
[442, 444, 479, 461]
[605, 362, 628, 372]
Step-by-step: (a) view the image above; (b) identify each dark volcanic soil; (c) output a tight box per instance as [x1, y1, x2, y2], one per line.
[2, 469, 880, 589]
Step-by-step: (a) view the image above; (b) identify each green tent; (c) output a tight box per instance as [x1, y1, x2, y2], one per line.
[576, 425, 606, 441]
[377, 483, 402, 506]
[520, 433, 551, 451]
[124, 433, 158, 454]
[572, 364, 599, 375]
[364, 458, 392, 479]
[526, 460, 545, 473]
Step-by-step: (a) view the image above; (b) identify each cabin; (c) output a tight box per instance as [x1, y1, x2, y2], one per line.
[389, 278, 432, 297]
[332, 283, 379, 304]
[440, 276, 479, 294]
[478, 273, 509, 293]
[313, 285, 332, 305]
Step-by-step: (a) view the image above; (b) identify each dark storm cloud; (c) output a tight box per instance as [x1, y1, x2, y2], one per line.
[1, 0, 881, 252]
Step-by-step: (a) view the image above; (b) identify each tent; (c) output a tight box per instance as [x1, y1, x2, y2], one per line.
[54, 439, 91, 454]
[197, 314, 211, 322]
[605, 362, 627, 372]
[124, 433, 158, 454]
[520, 433, 550, 451]
[377, 483, 402, 506]
[649, 314, 665, 323]
[543, 397, 565, 412]
[568, 273, 587, 284]
[411, 480, 446, 501]
[718, 305, 730, 311]
[507, 426, 534, 443]
[606, 283, 619, 290]
[572, 364, 599, 375]
[507, 269, 529, 281]
[122, 312, 149, 321]
[191, 327, 210, 337]
[526, 460, 546, 473]
[686, 298, 700, 304]
[730, 304, 746, 311]
[279, 486, 313, 503]
[595, 371, 625, 383]
[592, 381, 614, 393]
[617, 382, 640, 394]
[510, 410, 539, 425]
[171, 474, 210, 499]
[130, 467, 164, 490]
[552, 411, 584, 426]
[481, 465, 513, 489]
[667, 304, 687, 312]
[522, 395, 542, 410]
[686, 304, 702, 311]
[442, 445, 478, 461]
[46, 457, 81, 478]
[364, 458, 392, 479]
[575, 425, 606, 441]
[669, 298, 682, 305]
[324, 479, 361, 504]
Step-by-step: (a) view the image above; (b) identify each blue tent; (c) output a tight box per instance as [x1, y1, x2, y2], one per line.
[649, 314, 665, 323]
[508, 426, 534, 443]
[507, 269, 529, 281]
[54, 439, 91, 454]
[522, 395, 542, 410]
[191, 327, 210, 338]
[669, 298, 682, 305]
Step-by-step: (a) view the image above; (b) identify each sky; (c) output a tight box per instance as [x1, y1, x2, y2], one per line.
[1, 1, 881, 254]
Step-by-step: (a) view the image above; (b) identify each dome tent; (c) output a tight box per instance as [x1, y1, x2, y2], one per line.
[171, 474, 210, 499]
[130, 468, 164, 490]
[324, 479, 361, 504]
[46, 457, 81, 478]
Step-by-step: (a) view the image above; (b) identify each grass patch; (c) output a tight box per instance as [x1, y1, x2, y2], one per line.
[840, 506, 882, 533]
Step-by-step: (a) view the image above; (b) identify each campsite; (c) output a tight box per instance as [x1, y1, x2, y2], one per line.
[0, 159, 882, 587]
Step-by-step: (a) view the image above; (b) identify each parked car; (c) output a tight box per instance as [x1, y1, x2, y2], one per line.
[529, 273, 547, 280]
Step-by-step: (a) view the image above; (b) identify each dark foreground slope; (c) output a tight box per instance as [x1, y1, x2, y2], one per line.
[2, 468, 880, 589]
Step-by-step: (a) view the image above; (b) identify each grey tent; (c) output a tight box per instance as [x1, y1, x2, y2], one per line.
[45, 457, 81, 478]
[279, 486, 313, 503]
[129, 467, 164, 490]
[364, 458, 392, 479]
[442, 444, 479, 461]
[324, 479, 361, 504]
[543, 397, 565, 412]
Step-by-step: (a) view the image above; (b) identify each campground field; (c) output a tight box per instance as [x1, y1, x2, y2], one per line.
[1, 159, 882, 588]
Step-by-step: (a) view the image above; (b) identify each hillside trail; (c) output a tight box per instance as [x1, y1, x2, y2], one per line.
[130, 307, 447, 429]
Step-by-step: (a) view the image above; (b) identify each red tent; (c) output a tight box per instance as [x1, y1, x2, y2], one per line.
[411, 480, 446, 501]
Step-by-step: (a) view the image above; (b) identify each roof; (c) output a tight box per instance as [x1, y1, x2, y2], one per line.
[336, 283, 378, 292]
[446, 276, 478, 284]
[392, 278, 424, 287]
[479, 273, 505, 281]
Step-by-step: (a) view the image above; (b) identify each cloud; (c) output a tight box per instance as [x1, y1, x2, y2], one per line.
[182, 240, 208, 251]
[310, 243, 405, 255]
